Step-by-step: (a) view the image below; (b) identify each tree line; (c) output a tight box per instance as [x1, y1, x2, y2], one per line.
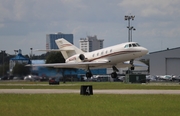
[0, 51, 66, 77]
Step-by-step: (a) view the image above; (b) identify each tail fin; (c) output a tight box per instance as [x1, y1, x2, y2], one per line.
[55, 38, 84, 59]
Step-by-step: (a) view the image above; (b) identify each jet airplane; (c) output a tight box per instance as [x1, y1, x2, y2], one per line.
[30, 38, 148, 78]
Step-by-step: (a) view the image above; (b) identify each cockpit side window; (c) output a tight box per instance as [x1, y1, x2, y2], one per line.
[132, 43, 136, 47]
[136, 43, 140, 46]
[124, 43, 140, 48]
[124, 44, 129, 48]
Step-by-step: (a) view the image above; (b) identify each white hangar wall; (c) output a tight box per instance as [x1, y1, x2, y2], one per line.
[150, 48, 180, 75]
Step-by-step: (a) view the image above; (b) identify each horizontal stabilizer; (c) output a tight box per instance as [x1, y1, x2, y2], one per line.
[36, 49, 74, 52]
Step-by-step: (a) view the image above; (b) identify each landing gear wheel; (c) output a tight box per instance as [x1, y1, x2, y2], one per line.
[86, 72, 92, 78]
[111, 72, 117, 78]
[131, 67, 135, 70]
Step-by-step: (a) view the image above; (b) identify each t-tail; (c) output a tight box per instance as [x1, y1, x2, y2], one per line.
[55, 38, 84, 59]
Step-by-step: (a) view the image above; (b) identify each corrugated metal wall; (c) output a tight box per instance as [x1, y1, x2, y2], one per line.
[150, 48, 180, 75]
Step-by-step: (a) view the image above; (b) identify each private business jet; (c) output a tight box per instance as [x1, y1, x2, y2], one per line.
[31, 38, 148, 78]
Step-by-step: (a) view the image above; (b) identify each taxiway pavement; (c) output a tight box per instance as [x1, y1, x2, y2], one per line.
[0, 89, 180, 94]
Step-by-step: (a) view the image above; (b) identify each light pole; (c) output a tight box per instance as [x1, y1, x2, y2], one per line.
[14, 50, 18, 55]
[124, 15, 135, 42]
[30, 48, 33, 75]
[30, 48, 33, 59]
[130, 26, 136, 42]
[1, 50, 5, 77]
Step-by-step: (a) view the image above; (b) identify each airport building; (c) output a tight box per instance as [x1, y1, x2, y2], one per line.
[9, 49, 31, 73]
[79, 35, 104, 52]
[149, 47, 180, 75]
[46, 32, 73, 50]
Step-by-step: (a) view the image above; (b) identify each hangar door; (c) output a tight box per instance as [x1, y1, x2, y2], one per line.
[166, 58, 180, 75]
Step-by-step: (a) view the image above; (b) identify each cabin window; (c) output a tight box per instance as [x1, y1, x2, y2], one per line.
[97, 53, 99, 56]
[101, 51, 103, 55]
[92, 54, 94, 57]
[110, 49, 112, 52]
[106, 51, 108, 54]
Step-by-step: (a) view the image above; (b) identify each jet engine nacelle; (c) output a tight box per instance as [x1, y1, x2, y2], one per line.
[66, 54, 87, 62]
[79, 54, 85, 61]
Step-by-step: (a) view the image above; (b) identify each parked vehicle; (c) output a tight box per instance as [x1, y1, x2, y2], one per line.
[24, 75, 41, 81]
[49, 77, 60, 85]
[171, 75, 180, 82]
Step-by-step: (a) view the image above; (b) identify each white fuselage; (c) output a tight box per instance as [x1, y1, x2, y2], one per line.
[66, 42, 148, 66]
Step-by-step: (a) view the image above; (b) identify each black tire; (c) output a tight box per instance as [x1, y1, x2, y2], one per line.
[131, 67, 135, 70]
[111, 72, 117, 78]
[86, 72, 92, 78]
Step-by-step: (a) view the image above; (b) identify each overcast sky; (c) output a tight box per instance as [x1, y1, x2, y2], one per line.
[0, 0, 180, 55]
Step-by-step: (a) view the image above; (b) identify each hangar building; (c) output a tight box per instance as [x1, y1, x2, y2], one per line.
[150, 47, 180, 75]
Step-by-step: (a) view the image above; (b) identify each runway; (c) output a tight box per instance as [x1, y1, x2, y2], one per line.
[0, 89, 180, 94]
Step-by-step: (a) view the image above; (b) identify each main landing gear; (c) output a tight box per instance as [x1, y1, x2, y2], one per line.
[85, 60, 135, 79]
[111, 60, 135, 78]
[111, 66, 119, 78]
[86, 67, 92, 78]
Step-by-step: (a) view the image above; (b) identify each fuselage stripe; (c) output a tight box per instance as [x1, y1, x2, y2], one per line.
[88, 50, 141, 62]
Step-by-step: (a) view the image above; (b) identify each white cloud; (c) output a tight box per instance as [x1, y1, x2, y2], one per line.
[0, 1, 13, 22]
[119, 0, 180, 17]
[0, 0, 180, 54]
[13, 0, 28, 21]
[0, 0, 33, 22]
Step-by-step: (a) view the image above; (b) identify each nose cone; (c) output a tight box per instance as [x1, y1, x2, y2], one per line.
[141, 47, 148, 55]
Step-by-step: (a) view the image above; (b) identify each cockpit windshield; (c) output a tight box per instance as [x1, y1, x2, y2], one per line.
[124, 43, 140, 48]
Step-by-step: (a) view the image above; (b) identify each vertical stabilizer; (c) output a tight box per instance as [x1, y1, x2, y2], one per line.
[55, 38, 84, 59]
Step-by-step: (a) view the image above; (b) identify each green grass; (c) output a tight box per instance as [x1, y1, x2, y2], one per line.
[0, 81, 180, 89]
[0, 81, 180, 116]
[0, 94, 180, 116]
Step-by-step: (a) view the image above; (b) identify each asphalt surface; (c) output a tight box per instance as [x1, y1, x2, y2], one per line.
[0, 89, 180, 94]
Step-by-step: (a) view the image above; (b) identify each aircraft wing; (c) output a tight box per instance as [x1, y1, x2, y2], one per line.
[27, 61, 109, 69]
[124, 60, 148, 67]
